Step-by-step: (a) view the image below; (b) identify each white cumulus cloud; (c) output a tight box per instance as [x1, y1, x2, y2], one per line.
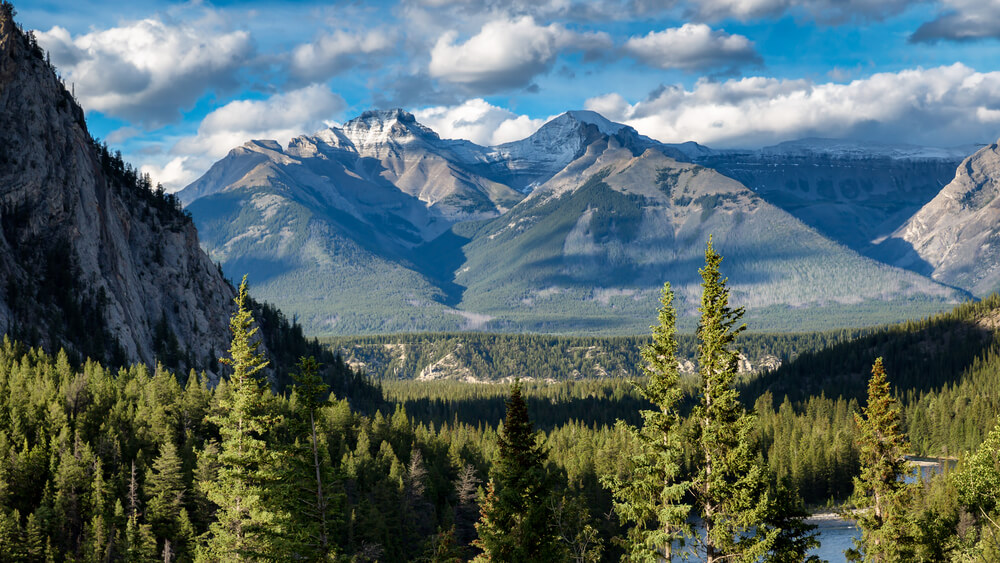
[36, 12, 254, 125]
[624, 24, 760, 71]
[142, 85, 346, 191]
[688, 0, 924, 23]
[290, 29, 394, 83]
[911, 0, 1000, 42]
[412, 99, 547, 145]
[586, 64, 1000, 148]
[428, 16, 612, 93]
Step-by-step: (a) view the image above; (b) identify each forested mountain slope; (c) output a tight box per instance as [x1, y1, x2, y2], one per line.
[0, 6, 359, 390]
[456, 133, 965, 332]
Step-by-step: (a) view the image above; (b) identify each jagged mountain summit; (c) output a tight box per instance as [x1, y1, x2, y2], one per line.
[884, 140, 1000, 295]
[181, 108, 971, 335]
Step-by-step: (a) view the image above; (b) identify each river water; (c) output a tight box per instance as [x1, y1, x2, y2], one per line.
[806, 457, 954, 561]
[807, 514, 859, 562]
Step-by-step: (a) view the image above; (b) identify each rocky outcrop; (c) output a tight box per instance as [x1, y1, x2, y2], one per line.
[0, 5, 235, 370]
[695, 139, 969, 255]
[887, 141, 1000, 295]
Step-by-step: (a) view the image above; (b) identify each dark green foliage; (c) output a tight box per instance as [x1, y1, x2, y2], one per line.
[201, 277, 286, 560]
[689, 238, 777, 562]
[760, 479, 821, 563]
[474, 381, 566, 561]
[847, 358, 916, 562]
[328, 330, 856, 383]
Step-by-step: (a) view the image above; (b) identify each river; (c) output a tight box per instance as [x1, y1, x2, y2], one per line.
[808, 513, 859, 561]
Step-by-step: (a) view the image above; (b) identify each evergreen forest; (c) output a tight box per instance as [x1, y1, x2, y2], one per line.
[1, 243, 999, 562]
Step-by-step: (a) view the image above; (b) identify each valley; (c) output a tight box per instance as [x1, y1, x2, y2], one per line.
[181, 110, 985, 336]
[4, 1, 1000, 561]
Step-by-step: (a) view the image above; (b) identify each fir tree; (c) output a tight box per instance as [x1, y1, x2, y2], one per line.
[689, 238, 777, 563]
[473, 380, 566, 562]
[453, 464, 480, 550]
[145, 441, 187, 557]
[846, 358, 916, 562]
[288, 355, 335, 558]
[201, 276, 282, 561]
[602, 282, 692, 561]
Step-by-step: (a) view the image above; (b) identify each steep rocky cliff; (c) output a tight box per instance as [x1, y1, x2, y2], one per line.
[0, 5, 235, 370]
[887, 140, 1000, 295]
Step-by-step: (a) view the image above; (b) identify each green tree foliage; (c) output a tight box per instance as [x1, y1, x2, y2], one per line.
[847, 358, 916, 562]
[283, 355, 339, 560]
[602, 283, 692, 561]
[145, 440, 193, 560]
[689, 238, 777, 563]
[201, 276, 284, 561]
[952, 418, 1000, 559]
[473, 380, 566, 562]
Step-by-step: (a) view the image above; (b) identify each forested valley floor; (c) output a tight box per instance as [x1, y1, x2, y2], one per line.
[1, 252, 1000, 562]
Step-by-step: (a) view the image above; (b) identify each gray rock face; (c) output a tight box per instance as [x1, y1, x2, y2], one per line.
[887, 141, 1000, 295]
[695, 140, 969, 254]
[457, 135, 965, 331]
[0, 8, 235, 369]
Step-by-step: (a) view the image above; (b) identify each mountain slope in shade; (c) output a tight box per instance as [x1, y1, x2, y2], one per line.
[695, 139, 970, 255]
[0, 7, 235, 368]
[885, 140, 1000, 295]
[454, 131, 967, 332]
[181, 110, 529, 334]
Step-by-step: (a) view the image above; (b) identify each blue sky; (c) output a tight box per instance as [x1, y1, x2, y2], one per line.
[16, 0, 1000, 189]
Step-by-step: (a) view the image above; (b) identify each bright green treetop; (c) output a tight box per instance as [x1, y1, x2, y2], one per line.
[847, 357, 916, 562]
[690, 237, 777, 563]
[602, 283, 692, 562]
[201, 276, 283, 561]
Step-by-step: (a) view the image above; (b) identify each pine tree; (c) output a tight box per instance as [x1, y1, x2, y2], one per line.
[288, 355, 335, 559]
[453, 464, 480, 550]
[952, 416, 1000, 518]
[847, 358, 916, 562]
[473, 380, 566, 562]
[145, 441, 187, 557]
[689, 238, 777, 563]
[201, 276, 282, 561]
[602, 282, 692, 561]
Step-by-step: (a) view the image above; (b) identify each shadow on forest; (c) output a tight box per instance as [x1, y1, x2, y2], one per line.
[743, 316, 998, 406]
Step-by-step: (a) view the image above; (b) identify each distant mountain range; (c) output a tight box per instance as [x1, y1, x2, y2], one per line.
[175, 107, 998, 335]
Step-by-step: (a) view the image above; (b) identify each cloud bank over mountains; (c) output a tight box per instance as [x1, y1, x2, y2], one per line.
[24, 0, 1000, 190]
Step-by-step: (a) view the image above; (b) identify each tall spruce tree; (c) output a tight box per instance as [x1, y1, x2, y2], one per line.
[473, 380, 566, 562]
[602, 283, 692, 562]
[145, 441, 190, 559]
[690, 238, 777, 563]
[201, 276, 282, 561]
[847, 358, 916, 562]
[286, 355, 336, 559]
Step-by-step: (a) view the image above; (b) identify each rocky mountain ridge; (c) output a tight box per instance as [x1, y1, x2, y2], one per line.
[180, 107, 974, 335]
[886, 140, 1000, 295]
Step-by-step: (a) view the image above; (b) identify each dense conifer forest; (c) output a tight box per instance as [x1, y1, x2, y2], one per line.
[1, 245, 1000, 561]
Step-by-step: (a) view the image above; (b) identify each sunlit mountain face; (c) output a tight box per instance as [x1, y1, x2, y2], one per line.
[177, 109, 974, 335]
